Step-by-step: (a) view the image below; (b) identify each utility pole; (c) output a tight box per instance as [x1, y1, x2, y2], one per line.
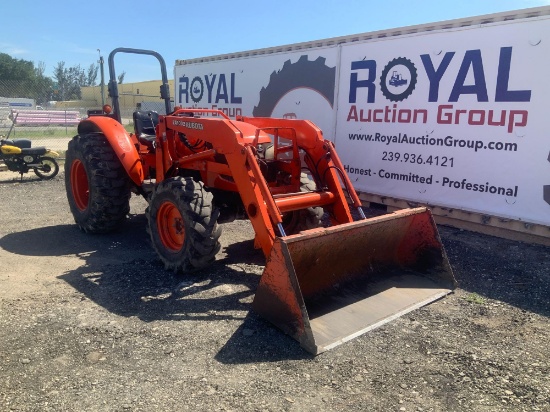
[97, 49, 105, 107]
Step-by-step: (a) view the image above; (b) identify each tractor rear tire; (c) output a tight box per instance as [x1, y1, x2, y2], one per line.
[147, 177, 222, 273]
[282, 173, 324, 235]
[65, 133, 131, 233]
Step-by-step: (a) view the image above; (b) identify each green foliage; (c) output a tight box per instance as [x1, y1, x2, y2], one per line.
[87, 63, 98, 86]
[464, 292, 486, 304]
[117, 71, 126, 85]
[0, 52, 99, 103]
[0, 53, 35, 80]
[0, 53, 54, 104]
[9, 128, 78, 139]
[51, 61, 100, 101]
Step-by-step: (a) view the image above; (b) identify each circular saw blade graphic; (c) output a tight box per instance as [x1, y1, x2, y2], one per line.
[253, 55, 336, 117]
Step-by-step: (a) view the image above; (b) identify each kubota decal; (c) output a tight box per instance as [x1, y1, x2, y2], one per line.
[173, 120, 204, 130]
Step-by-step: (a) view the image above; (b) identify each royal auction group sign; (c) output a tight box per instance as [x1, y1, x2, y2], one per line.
[176, 15, 550, 226]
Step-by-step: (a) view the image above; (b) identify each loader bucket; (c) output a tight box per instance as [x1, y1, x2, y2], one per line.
[252, 207, 456, 355]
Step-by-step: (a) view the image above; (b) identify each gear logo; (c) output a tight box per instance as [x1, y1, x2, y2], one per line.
[253, 55, 336, 117]
[190, 76, 204, 103]
[380, 57, 418, 102]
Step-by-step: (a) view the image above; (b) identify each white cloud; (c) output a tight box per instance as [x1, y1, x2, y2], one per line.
[0, 43, 28, 56]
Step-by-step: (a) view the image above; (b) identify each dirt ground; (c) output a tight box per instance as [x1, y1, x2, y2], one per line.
[0, 170, 548, 412]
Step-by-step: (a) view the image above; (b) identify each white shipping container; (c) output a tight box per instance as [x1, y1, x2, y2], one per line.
[175, 6, 550, 228]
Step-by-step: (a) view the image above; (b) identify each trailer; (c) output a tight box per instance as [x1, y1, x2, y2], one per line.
[174, 6, 550, 244]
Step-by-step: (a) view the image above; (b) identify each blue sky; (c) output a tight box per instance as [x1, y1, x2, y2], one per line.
[1, 0, 549, 83]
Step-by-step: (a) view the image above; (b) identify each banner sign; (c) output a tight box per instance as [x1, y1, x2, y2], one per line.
[336, 19, 549, 226]
[175, 17, 550, 226]
[174, 49, 339, 138]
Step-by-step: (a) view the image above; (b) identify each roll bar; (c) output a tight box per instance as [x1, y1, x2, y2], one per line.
[107, 48, 172, 123]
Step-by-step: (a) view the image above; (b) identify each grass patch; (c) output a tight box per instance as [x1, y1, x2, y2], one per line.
[464, 292, 486, 304]
[1, 121, 135, 139]
[3, 128, 78, 140]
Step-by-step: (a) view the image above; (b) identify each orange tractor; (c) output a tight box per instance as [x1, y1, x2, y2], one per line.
[65, 48, 455, 354]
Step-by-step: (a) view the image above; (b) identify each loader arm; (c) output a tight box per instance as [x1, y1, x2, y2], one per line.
[67, 46, 456, 355]
[238, 116, 361, 222]
[158, 110, 364, 257]
[158, 111, 282, 256]
[157, 109, 455, 354]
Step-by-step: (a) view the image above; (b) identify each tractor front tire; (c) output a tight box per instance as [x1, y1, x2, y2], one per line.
[147, 177, 222, 273]
[65, 133, 131, 233]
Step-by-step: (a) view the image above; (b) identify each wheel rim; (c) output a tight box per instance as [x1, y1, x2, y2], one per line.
[38, 160, 53, 176]
[70, 159, 89, 211]
[157, 201, 185, 251]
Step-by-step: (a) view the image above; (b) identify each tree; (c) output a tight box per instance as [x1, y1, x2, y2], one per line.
[0, 53, 99, 103]
[52, 61, 100, 101]
[117, 71, 126, 84]
[86, 63, 98, 87]
[53, 62, 77, 100]
[33, 61, 54, 104]
[0, 53, 53, 103]
[0, 53, 35, 82]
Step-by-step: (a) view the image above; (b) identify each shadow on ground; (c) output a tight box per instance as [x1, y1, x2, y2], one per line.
[2, 216, 547, 363]
[0, 214, 309, 362]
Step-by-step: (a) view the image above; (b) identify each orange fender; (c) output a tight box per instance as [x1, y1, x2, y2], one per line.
[78, 116, 144, 185]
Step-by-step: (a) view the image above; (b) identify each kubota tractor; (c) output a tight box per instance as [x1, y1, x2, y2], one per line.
[65, 48, 455, 354]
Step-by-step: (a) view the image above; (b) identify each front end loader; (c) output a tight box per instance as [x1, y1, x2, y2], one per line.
[65, 48, 455, 354]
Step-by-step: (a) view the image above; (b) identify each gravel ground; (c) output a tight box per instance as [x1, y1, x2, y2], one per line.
[0, 171, 548, 412]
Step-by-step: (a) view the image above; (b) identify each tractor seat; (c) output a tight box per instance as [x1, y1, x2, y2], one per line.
[133, 110, 159, 149]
